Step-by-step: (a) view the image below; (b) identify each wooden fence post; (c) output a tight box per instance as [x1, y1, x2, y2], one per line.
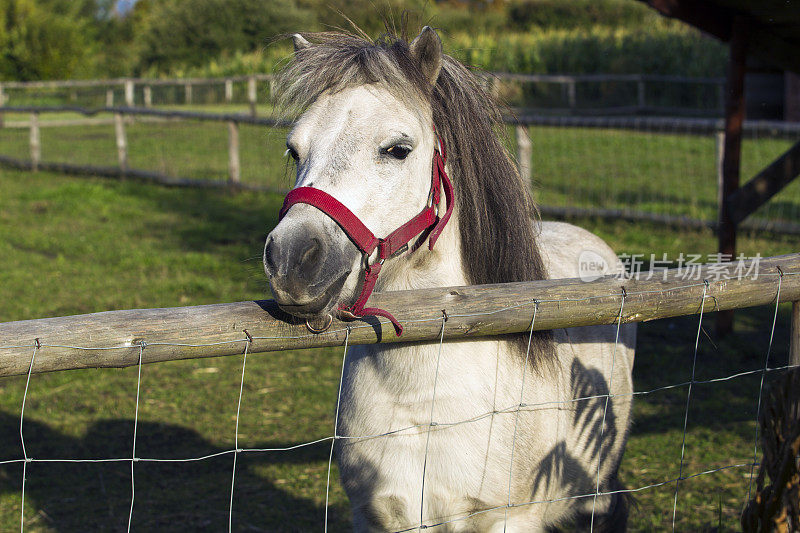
[114, 112, 128, 173]
[185, 83, 192, 105]
[228, 120, 240, 184]
[516, 125, 532, 186]
[0, 83, 5, 128]
[106, 88, 114, 107]
[637, 78, 646, 109]
[791, 301, 800, 367]
[143, 86, 152, 107]
[29, 112, 40, 171]
[567, 80, 577, 109]
[248, 76, 257, 116]
[225, 79, 233, 103]
[124, 79, 134, 107]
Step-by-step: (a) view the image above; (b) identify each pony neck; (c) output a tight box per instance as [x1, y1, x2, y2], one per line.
[375, 190, 468, 293]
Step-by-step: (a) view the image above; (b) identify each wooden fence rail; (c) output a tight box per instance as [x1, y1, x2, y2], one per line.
[0, 72, 729, 116]
[0, 72, 726, 90]
[7, 105, 800, 137]
[1, 253, 798, 378]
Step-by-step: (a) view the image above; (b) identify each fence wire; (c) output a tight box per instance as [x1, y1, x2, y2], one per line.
[1, 270, 797, 530]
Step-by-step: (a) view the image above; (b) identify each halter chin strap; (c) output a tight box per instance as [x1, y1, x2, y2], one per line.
[278, 131, 454, 336]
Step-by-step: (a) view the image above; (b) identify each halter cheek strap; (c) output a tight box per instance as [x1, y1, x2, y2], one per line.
[278, 132, 454, 336]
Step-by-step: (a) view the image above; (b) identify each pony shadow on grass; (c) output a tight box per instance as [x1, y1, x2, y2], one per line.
[0, 412, 349, 532]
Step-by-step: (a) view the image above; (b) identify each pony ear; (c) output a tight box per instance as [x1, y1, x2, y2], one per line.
[410, 26, 442, 86]
[292, 33, 311, 52]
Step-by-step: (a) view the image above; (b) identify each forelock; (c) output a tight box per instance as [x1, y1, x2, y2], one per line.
[274, 33, 431, 116]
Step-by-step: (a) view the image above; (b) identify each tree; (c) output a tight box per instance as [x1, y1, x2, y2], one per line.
[135, 0, 315, 72]
[0, 0, 98, 80]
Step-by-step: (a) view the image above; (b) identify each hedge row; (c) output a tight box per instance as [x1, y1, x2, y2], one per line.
[163, 26, 726, 79]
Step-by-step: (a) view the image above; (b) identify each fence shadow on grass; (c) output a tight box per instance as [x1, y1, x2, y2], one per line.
[0, 413, 349, 532]
[630, 306, 792, 442]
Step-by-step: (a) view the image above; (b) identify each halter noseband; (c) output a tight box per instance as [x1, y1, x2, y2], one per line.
[278, 130, 454, 336]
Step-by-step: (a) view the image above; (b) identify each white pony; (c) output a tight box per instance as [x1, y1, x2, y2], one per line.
[264, 27, 636, 532]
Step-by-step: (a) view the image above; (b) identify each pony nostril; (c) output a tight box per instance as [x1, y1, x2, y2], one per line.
[298, 238, 322, 268]
[264, 238, 278, 275]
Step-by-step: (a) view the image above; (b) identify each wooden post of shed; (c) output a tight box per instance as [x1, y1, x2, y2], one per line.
[185, 83, 192, 105]
[716, 17, 748, 337]
[715, 129, 725, 220]
[106, 88, 114, 107]
[225, 79, 233, 103]
[227, 120, 240, 184]
[516, 125, 532, 187]
[248, 76, 257, 116]
[114, 112, 128, 174]
[29, 112, 40, 171]
[124, 79, 134, 107]
[143, 86, 152, 107]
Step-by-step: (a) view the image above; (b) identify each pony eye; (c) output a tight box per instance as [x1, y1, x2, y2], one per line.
[384, 145, 411, 160]
[285, 146, 300, 162]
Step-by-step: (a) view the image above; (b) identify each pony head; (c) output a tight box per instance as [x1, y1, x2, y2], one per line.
[264, 28, 447, 321]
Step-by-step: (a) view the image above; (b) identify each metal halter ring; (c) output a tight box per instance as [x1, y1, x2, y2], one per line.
[305, 313, 333, 334]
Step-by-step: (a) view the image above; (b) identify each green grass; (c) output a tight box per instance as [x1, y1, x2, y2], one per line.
[0, 161, 797, 531]
[520, 125, 799, 223]
[0, 117, 293, 191]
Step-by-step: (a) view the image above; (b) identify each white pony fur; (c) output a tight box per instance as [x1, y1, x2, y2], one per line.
[268, 40, 636, 533]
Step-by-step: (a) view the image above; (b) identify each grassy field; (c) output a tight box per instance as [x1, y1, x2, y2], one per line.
[0, 162, 798, 530]
[2, 110, 798, 225]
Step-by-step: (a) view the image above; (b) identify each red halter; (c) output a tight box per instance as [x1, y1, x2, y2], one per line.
[278, 131, 454, 336]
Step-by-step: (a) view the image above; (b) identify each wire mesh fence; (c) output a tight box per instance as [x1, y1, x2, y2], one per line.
[513, 117, 800, 231]
[1, 255, 799, 531]
[1, 106, 799, 233]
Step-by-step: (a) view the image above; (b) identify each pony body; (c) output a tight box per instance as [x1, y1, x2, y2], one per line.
[265, 28, 635, 532]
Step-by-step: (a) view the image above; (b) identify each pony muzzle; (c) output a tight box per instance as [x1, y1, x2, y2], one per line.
[263, 221, 356, 320]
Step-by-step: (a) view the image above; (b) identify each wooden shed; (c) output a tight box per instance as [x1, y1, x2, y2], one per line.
[639, 0, 800, 120]
[639, 0, 800, 334]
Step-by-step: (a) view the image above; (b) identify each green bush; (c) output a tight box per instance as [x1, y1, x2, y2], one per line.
[504, 0, 661, 31]
[172, 25, 726, 79]
[447, 27, 726, 76]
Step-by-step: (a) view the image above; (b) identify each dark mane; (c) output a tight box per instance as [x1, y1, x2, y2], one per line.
[274, 30, 554, 366]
